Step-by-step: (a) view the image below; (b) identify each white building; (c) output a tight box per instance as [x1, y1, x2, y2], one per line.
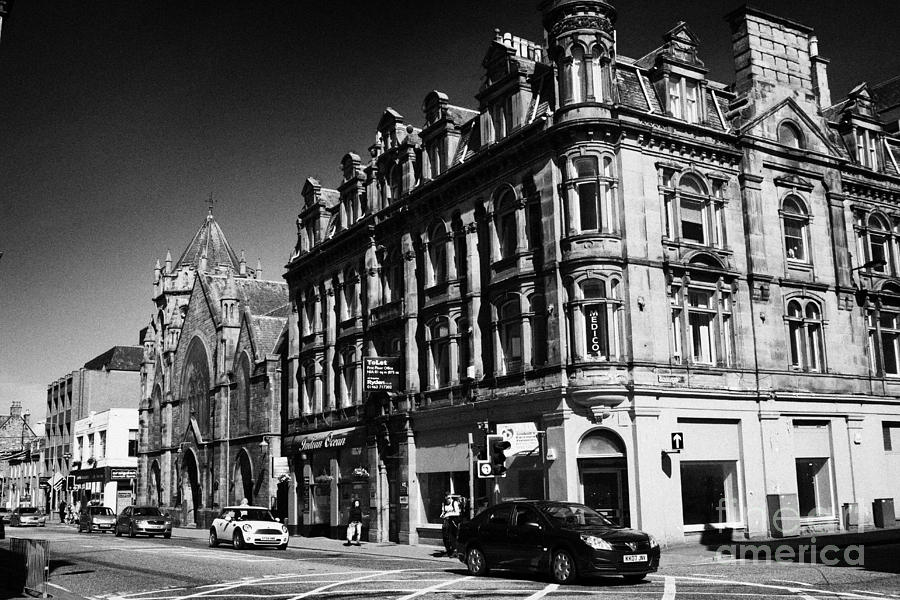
[72, 409, 139, 513]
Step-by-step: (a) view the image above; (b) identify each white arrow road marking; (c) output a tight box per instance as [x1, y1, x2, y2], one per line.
[393, 577, 473, 600]
[661, 576, 676, 600]
[523, 583, 559, 600]
[285, 570, 406, 600]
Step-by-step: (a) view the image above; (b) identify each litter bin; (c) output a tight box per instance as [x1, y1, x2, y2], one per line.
[842, 502, 859, 529]
[873, 498, 896, 528]
[767, 493, 800, 538]
[8, 538, 49, 597]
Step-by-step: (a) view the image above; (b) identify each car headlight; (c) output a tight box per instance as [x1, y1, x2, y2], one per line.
[581, 534, 614, 551]
[242, 524, 252, 532]
[649, 535, 659, 549]
[281, 524, 288, 534]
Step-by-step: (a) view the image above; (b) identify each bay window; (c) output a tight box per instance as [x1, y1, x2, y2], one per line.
[571, 277, 623, 361]
[568, 155, 616, 235]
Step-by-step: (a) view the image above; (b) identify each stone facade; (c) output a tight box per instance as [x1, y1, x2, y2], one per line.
[280, 2, 900, 545]
[137, 211, 289, 529]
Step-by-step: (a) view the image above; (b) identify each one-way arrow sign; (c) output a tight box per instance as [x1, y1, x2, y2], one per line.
[671, 432, 684, 452]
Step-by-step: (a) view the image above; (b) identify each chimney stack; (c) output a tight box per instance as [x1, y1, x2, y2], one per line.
[9, 401, 21, 417]
[809, 36, 832, 108]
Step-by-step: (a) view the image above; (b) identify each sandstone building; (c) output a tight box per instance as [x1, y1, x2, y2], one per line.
[137, 211, 289, 528]
[280, 1, 900, 545]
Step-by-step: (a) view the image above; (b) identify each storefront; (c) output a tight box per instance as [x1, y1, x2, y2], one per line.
[72, 466, 137, 512]
[284, 426, 370, 539]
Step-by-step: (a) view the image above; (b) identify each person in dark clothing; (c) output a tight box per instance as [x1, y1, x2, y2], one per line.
[58, 500, 67, 524]
[345, 500, 363, 546]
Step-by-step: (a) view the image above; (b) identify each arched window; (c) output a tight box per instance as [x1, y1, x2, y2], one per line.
[782, 195, 810, 262]
[786, 299, 825, 371]
[867, 214, 892, 274]
[494, 188, 519, 260]
[339, 347, 357, 407]
[778, 121, 804, 149]
[868, 289, 900, 376]
[427, 317, 452, 388]
[181, 338, 210, 434]
[569, 155, 615, 234]
[497, 297, 523, 374]
[235, 353, 252, 433]
[389, 164, 403, 202]
[301, 359, 317, 414]
[427, 221, 448, 286]
[662, 173, 726, 248]
[342, 268, 358, 320]
[302, 287, 319, 336]
[590, 45, 608, 102]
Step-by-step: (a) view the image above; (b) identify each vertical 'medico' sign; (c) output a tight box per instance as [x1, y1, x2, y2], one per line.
[586, 305, 602, 356]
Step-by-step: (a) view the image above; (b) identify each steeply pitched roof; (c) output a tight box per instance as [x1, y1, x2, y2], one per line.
[175, 211, 241, 272]
[83, 346, 144, 371]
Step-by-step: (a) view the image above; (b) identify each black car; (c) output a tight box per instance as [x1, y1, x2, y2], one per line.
[456, 500, 660, 584]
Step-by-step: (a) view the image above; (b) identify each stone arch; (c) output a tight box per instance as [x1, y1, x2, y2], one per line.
[181, 337, 211, 437]
[179, 448, 201, 527]
[233, 448, 254, 505]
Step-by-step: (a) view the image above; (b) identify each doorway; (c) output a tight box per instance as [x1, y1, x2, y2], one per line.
[578, 429, 629, 527]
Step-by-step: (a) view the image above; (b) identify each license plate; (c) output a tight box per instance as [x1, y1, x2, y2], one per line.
[261, 536, 280, 541]
[623, 554, 647, 563]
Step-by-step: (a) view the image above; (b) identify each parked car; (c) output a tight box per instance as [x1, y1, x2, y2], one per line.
[78, 505, 117, 534]
[208, 506, 289, 550]
[9, 507, 47, 527]
[114, 505, 172, 538]
[456, 500, 660, 584]
[0, 507, 10, 524]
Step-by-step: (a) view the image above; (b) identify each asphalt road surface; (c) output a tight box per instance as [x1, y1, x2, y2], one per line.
[2, 523, 899, 600]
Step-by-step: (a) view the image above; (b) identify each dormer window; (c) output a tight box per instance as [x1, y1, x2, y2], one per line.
[668, 76, 700, 124]
[856, 128, 880, 170]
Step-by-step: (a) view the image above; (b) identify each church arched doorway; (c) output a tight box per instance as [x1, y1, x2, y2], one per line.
[180, 449, 201, 527]
[233, 450, 253, 505]
[149, 460, 162, 506]
[578, 428, 629, 527]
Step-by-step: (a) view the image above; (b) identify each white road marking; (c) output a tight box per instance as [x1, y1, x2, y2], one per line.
[47, 582, 73, 593]
[285, 570, 405, 600]
[771, 579, 813, 586]
[662, 576, 676, 600]
[523, 583, 559, 600]
[665, 574, 890, 600]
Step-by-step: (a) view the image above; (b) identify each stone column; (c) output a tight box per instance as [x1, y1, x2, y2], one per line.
[401, 233, 420, 396]
[324, 281, 336, 412]
[464, 220, 483, 379]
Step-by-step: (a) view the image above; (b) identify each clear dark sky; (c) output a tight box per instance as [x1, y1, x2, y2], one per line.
[1, 1, 898, 419]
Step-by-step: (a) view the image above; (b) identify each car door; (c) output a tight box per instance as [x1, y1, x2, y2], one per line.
[507, 505, 547, 570]
[478, 505, 513, 565]
[117, 506, 131, 533]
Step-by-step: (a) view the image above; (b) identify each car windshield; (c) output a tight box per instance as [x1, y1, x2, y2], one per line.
[18, 507, 39, 514]
[133, 507, 162, 517]
[539, 503, 614, 527]
[89, 507, 114, 515]
[231, 508, 275, 522]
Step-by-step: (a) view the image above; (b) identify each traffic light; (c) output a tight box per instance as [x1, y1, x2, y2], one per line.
[486, 434, 511, 477]
[65, 476, 75, 491]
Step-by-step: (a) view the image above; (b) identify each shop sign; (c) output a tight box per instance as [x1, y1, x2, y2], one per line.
[585, 305, 604, 356]
[74, 469, 105, 484]
[364, 356, 400, 391]
[39, 476, 51, 489]
[110, 468, 137, 481]
[497, 422, 539, 455]
[286, 427, 359, 453]
[272, 457, 289, 479]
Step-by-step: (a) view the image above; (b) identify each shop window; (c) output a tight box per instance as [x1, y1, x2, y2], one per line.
[668, 76, 700, 124]
[782, 196, 810, 263]
[670, 281, 733, 366]
[778, 121, 804, 149]
[680, 461, 741, 527]
[569, 155, 615, 234]
[795, 458, 834, 518]
[786, 299, 825, 372]
[419, 471, 468, 524]
[494, 187, 519, 260]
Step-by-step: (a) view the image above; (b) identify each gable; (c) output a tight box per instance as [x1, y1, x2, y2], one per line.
[741, 97, 842, 157]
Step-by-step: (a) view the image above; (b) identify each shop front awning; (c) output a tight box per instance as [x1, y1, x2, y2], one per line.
[284, 426, 362, 455]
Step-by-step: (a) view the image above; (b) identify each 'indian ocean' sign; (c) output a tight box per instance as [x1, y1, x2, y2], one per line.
[497, 422, 539, 455]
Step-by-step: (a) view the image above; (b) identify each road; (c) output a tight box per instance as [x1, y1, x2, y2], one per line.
[2, 523, 899, 600]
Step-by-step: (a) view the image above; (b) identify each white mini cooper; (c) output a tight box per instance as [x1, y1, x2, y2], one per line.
[209, 506, 289, 550]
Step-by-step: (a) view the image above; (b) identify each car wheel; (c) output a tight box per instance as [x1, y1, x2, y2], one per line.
[209, 529, 219, 547]
[86, 525, 92, 534]
[623, 573, 647, 583]
[129, 524, 136, 538]
[163, 531, 171, 539]
[115, 526, 122, 537]
[277, 542, 288, 551]
[77, 522, 82, 533]
[466, 547, 489, 576]
[233, 531, 245, 550]
[551, 549, 578, 585]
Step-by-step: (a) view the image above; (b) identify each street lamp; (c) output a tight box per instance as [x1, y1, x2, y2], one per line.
[851, 258, 888, 274]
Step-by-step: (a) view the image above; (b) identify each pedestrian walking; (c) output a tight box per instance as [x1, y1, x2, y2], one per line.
[440, 493, 462, 556]
[344, 500, 363, 546]
[58, 500, 67, 523]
